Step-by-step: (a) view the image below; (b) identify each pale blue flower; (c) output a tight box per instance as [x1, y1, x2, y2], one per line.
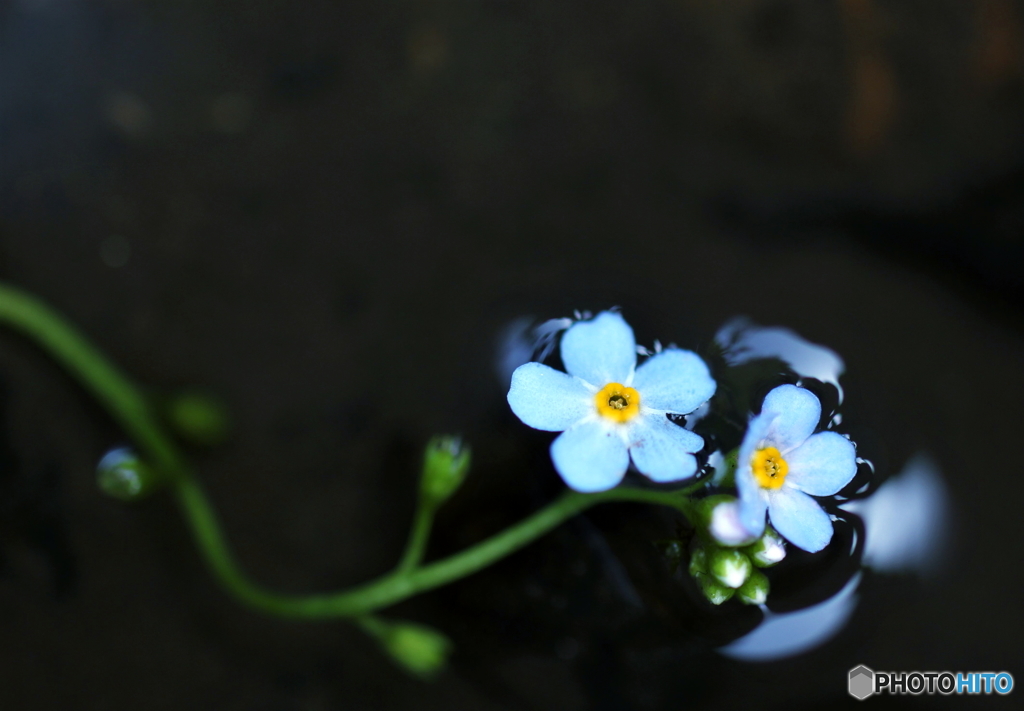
[736, 384, 858, 552]
[507, 311, 716, 492]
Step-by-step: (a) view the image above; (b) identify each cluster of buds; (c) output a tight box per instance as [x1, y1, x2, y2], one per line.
[687, 495, 786, 605]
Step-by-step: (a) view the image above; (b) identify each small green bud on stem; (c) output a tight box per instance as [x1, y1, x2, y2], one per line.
[695, 572, 735, 605]
[744, 526, 786, 567]
[167, 391, 229, 446]
[420, 436, 471, 506]
[708, 547, 752, 589]
[736, 569, 770, 605]
[359, 616, 452, 681]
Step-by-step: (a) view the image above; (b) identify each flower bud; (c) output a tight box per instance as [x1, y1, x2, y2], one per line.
[707, 498, 758, 547]
[744, 527, 786, 568]
[363, 617, 452, 680]
[688, 545, 707, 577]
[167, 391, 229, 446]
[708, 547, 752, 589]
[421, 436, 471, 506]
[695, 572, 735, 605]
[694, 495, 757, 547]
[96, 447, 161, 501]
[735, 569, 770, 605]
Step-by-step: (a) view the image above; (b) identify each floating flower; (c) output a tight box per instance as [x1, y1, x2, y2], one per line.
[507, 311, 716, 492]
[736, 384, 857, 552]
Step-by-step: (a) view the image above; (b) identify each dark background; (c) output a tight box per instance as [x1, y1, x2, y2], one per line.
[1, 1, 1023, 709]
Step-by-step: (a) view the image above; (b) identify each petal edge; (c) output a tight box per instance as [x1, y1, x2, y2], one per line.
[560, 312, 637, 387]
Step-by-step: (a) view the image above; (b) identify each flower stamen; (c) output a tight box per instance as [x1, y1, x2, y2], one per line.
[595, 383, 641, 423]
[751, 446, 788, 489]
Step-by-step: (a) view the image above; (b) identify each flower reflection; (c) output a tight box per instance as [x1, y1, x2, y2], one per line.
[841, 453, 949, 577]
[719, 454, 948, 661]
[716, 317, 846, 402]
[718, 572, 861, 662]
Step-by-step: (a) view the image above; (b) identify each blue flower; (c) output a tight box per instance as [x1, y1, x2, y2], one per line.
[736, 384, 858, 552]
[507, 311, 716, 492]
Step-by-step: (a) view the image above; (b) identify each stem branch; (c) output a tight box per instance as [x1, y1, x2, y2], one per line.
[0, 280, 703, 621]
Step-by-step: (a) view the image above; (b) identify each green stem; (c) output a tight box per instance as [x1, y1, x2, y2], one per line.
[0, 282, 185, 476]
[396, 499, 436, 573]
[183, 484, 698, 620]
[0, 280, 705, 621]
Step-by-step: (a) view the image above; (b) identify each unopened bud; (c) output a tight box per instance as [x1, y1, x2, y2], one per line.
[695, 572, 735, 605]
[167, 391, 229, 446]
[688, 546, 708, 578]
[421, 436, 471, 506]
[707, 497, 758, 547]
[736, 569, 770, 605]
[708, 547, 752, 589]
[744, 527, 787, 568]
[362, 617, 452, 680]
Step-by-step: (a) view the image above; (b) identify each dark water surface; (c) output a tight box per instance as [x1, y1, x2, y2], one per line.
[2, 2, 1023, 709]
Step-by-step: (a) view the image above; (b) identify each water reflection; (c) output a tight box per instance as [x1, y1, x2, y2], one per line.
[841, 453, 950, 577]
[718, 572, 861, 662]
[495, 316, 573, 385]
[715, 318, 846, 402]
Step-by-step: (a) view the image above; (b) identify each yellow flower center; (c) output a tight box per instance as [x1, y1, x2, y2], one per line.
[594, 382, 641, 423]
[751, 446, 789, 489]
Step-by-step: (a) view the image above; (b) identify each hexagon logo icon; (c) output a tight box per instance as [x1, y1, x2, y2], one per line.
[849, 665, 875, 700]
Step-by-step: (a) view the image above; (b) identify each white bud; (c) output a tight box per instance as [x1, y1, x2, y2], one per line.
[709, 500, 758, 547]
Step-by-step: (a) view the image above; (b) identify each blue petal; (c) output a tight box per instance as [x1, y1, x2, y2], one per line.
[786, 431, 858, 496]
[735, 418, 770, 537]
[767, 488, 834, 552]
[507, 362, 593, 432]
[626, 414, 703, 483]
[760, 384, 821, 453]
[736, 412, 772, 475]
[550, 419, 629, 492]
[736, 473, 768, 539]
[560, 311, 636, 386]
[631, 349, 716, 414]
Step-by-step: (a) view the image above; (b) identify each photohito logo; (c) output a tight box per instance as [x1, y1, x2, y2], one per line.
[848, 665, 1014, 699]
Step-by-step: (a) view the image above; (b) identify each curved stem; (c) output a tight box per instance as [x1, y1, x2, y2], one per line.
[396, 498, 436, 573]
[0, 282, 268, 604]
[0, 280, 704, 621]
[0, 282, 186, 475]
[174, 484, 698, 619]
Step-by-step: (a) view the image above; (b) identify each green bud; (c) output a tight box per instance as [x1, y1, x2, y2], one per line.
[421, 436, 471, 506]
[736, 569, 770, 605]
[96, 447, 161, 501]
[688, 546, 708, 577]
[708, 547, 752, 589]
[744, 526, 787, 568]
[695, 572, 735, 605]
[361, 617, 452, 681]
[167, 391, 229, 446]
